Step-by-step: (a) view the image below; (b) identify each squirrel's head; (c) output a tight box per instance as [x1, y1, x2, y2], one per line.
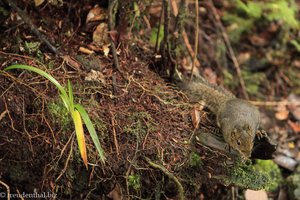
[227, 124, 254, 158]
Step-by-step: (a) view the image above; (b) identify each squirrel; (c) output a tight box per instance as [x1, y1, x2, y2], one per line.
[179, 78, 260, 159]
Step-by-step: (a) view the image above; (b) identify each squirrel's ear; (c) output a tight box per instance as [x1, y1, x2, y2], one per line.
[232, 128, 237, 137]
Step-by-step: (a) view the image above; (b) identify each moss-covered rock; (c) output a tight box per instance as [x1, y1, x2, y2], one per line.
[254, 160, 282, 191]
[287, 166, 300, 200]
[216, 161, 270, 190]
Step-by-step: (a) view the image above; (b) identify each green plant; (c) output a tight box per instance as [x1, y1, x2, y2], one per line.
[128, 174, 141, 191]
[223, 0, 299, 43]
[189, 152, 202, 168]
[254, 160, 282, 191]
[220, 161, 270, 190]
[4, 65, 105, 167]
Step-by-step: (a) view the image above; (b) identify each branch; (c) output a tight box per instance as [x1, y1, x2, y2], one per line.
[145, 157, 185, 200]
[208, 0, 249, 99]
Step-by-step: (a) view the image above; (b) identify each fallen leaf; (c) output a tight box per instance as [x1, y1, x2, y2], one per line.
[107, 184, 122, 200]
[191, 108, 201, 129]
[85, 70, 105, 83]
[237, 52, 251, 64]
[93, 23, 109, 46]
[249, 34, 269, 47]
[34, 0, 45, 6]
[203, 67, 217, 84]
[274, 154, 297, 171]
[63, 55, 81, 71]
[245, 190, 268, 200]
[78, 47, 94, 55]
[86, 5, 107, 24]
[288, 120, 300, 133]
[275, 104, 289, 120]
[103, 44, 110, 57]
[288, 142, 295, 149]
[292, 60, 300, 68]
[87, 44, 102, 52]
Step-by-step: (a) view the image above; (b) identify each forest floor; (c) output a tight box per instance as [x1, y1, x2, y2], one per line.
[0, 1, 300, 200]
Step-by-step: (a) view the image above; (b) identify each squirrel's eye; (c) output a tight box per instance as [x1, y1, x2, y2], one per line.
[237, 140, 241, 145]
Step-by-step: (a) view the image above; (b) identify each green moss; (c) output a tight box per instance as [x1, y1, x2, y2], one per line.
[254, 160, 282, 191]
[189, 152, 203, 168]
[242, 70, 267, 96]
[223, 69, 267, 97]
[128, 174, 141, 191]
[93, 118, 107, 135]
[124, 112, 157, 140]
[47, 101, 72, 131]
[223, 0, 299, 43]
[8, 164, 30, 184]
[286, 67, 300, 95]
[287, 166, 300, 200]
[219, 161, 270, 190]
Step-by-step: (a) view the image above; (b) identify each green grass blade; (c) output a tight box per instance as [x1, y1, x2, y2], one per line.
[60, 94, 70, 112]
[4, 64, 70, 109]
[68, 80, 74, 111]
[75, 104, 106, 163]
[5, 65, 64, 92]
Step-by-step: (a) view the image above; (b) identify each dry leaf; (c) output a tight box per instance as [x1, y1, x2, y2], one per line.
[78, 47, 94, 55]
[288, 142, 295, 149]
[191, 108, 201, 129]
[249, 34, 268, 46]
[203, 67, 217, 84]
[245, 190, 268, 200]
[92, 23, 109, 46]
[63, 55, 81, 71]
[103, 44, 110, 57]
[35, 0, 45, 6]
[170, 0, 178, 16]
[292, 60, 300, 68]
[107, 184, 122, 200]
[237, 52, 251, 64]
[275, 104, 289, 120]
[86, 5, 107, 24]
[288, 120, 300, 133]
[85, 70, 105, 83]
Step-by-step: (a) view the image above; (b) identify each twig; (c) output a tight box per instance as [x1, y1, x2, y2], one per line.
[182, 30, 200, 67]
[159, 0, 170, 74]
[190, 0, 199, 80]
[5, 0, 59, 55]
[0, 110, 7, 122]
[170, 0, 188, 80]
[0, 180, 10, 200]
[154, 3, 164, 54]
[108, 0, 121, 72]
[145, 157, 185, 200]
[110, 110, 120, 157]
[208, 0, 249, 99]
[56, 134, 75, 181]
[250, 100, 300, 106]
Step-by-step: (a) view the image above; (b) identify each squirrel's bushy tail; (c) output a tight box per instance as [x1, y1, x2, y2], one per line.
[178, 79, 235, 113]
